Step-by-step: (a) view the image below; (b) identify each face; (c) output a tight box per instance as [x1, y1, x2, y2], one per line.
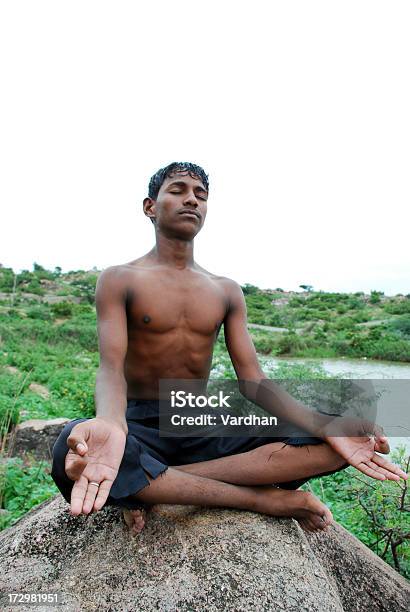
[144, 171, 208, 238]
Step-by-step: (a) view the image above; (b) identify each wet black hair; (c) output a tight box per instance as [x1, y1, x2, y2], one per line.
[148, 161, 209, 200]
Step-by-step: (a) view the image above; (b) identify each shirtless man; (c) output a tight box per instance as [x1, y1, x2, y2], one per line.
[51, 162, 408, 536]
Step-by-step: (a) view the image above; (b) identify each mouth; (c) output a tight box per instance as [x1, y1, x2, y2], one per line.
[178, 211, 201, 220]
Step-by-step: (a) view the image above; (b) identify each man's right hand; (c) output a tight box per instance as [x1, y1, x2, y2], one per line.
[65, 416, 127, 516]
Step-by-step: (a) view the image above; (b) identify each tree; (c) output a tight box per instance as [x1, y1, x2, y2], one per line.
[241, 284, 259, 295]
[299, 284, 313, 292]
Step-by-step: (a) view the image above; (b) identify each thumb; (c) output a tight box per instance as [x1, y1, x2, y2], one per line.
[361, 420, 384, 439]
[366, 422, 390, 452]
[372, 423, 390, 453]
[67, 425, 89, 455]
[372, 422, 387, 441]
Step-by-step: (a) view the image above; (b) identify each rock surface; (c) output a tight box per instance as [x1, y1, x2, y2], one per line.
[0, 496, 409, 611]
[28, 383, 50, 399]
[9, 418, 70, 461]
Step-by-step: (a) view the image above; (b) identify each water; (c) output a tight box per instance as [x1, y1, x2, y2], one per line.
[263, 356, 410, 380]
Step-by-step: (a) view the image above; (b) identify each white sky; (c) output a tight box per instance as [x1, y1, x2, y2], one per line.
[1, 1, 409, 296]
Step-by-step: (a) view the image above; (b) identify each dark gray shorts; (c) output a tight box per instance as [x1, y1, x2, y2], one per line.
[51, 399, 331, 510]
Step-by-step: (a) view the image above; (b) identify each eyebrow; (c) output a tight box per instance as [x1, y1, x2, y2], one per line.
[167, 180, 208, 194]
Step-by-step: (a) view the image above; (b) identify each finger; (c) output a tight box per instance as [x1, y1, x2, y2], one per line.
[371, 454, 408, 480]
[93, 480, 113, 512]
[374, 438, 390, 455]
[82, 482, 100, 514]
[75, 442, 88, 455]
[365, 461, 399, 481]
[70, 475, 89, 516]
[356, 462, 387, 480]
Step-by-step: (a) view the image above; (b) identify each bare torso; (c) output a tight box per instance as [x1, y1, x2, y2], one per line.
[116, 257, 230, 399]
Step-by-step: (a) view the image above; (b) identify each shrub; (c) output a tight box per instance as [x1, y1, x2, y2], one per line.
[346, 296, 365, 310]
[370, 290, 383, 304]
[276, 332, 307, 355]
[0, 268, 15, 291]
[385, 300, 410, 315]
[242, 284, 259, 295]
[23, 280, 45, 296]
[26, 306, 52, 321]
[262, 312, 284, 327]
[0, 457, 57, 530]
[388, 317, 410, 338]
[51, 302, 74, 317]
[251, 334, 278, 355]
[32, 263, 55, 281]
[333, 316, 357, 331]
[48, 368, 96, 417]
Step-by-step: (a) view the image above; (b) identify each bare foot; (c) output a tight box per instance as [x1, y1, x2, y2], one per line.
[123, 508, 148, 535]
[254, 487, 333, 533]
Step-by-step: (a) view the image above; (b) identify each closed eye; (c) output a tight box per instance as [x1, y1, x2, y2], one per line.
[170, 190, 207, 201]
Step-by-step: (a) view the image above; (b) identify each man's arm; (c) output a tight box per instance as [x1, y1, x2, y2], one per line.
[223, 279, 338, 438]
[63, 267, 131, 515]
[94, 266, 129, 434]
[222, 281, 410, 482]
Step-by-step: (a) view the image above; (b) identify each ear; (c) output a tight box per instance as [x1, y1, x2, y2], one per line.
[143, 197, 156, 223]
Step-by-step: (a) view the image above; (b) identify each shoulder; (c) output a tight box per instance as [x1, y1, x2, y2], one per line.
[216, 277, 245, 307]
[97, 264, 129, 284]
[95, 264, 134, 298]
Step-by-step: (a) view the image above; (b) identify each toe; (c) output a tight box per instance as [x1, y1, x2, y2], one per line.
[298, 519, 312, 533]
[311, 514, 328, 530]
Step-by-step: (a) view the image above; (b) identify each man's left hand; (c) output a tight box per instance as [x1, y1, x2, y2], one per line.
[321, 417, 408, 481]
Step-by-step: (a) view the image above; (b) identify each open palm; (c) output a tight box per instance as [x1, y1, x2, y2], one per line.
[65, 417, 127, 515]
[322, 416, 407, 481]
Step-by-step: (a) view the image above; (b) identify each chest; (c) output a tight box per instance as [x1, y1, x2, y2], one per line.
[127, 274, 227, 335]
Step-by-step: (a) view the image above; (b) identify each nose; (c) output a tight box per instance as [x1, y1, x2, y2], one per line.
[183, 191, 199, 207]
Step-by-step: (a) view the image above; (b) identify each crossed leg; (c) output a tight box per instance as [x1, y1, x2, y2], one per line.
[123, 441, 348, 535]
[173, 440, 348, 485]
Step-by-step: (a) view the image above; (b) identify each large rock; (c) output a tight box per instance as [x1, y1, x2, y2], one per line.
[9, 418, 70, 461]
[1, 496, 409, 611]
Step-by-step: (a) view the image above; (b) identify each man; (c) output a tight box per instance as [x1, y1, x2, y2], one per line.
[51, 162, 407, 536]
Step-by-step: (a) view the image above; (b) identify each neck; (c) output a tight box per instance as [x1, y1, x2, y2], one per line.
[148, 232, 196, 270]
